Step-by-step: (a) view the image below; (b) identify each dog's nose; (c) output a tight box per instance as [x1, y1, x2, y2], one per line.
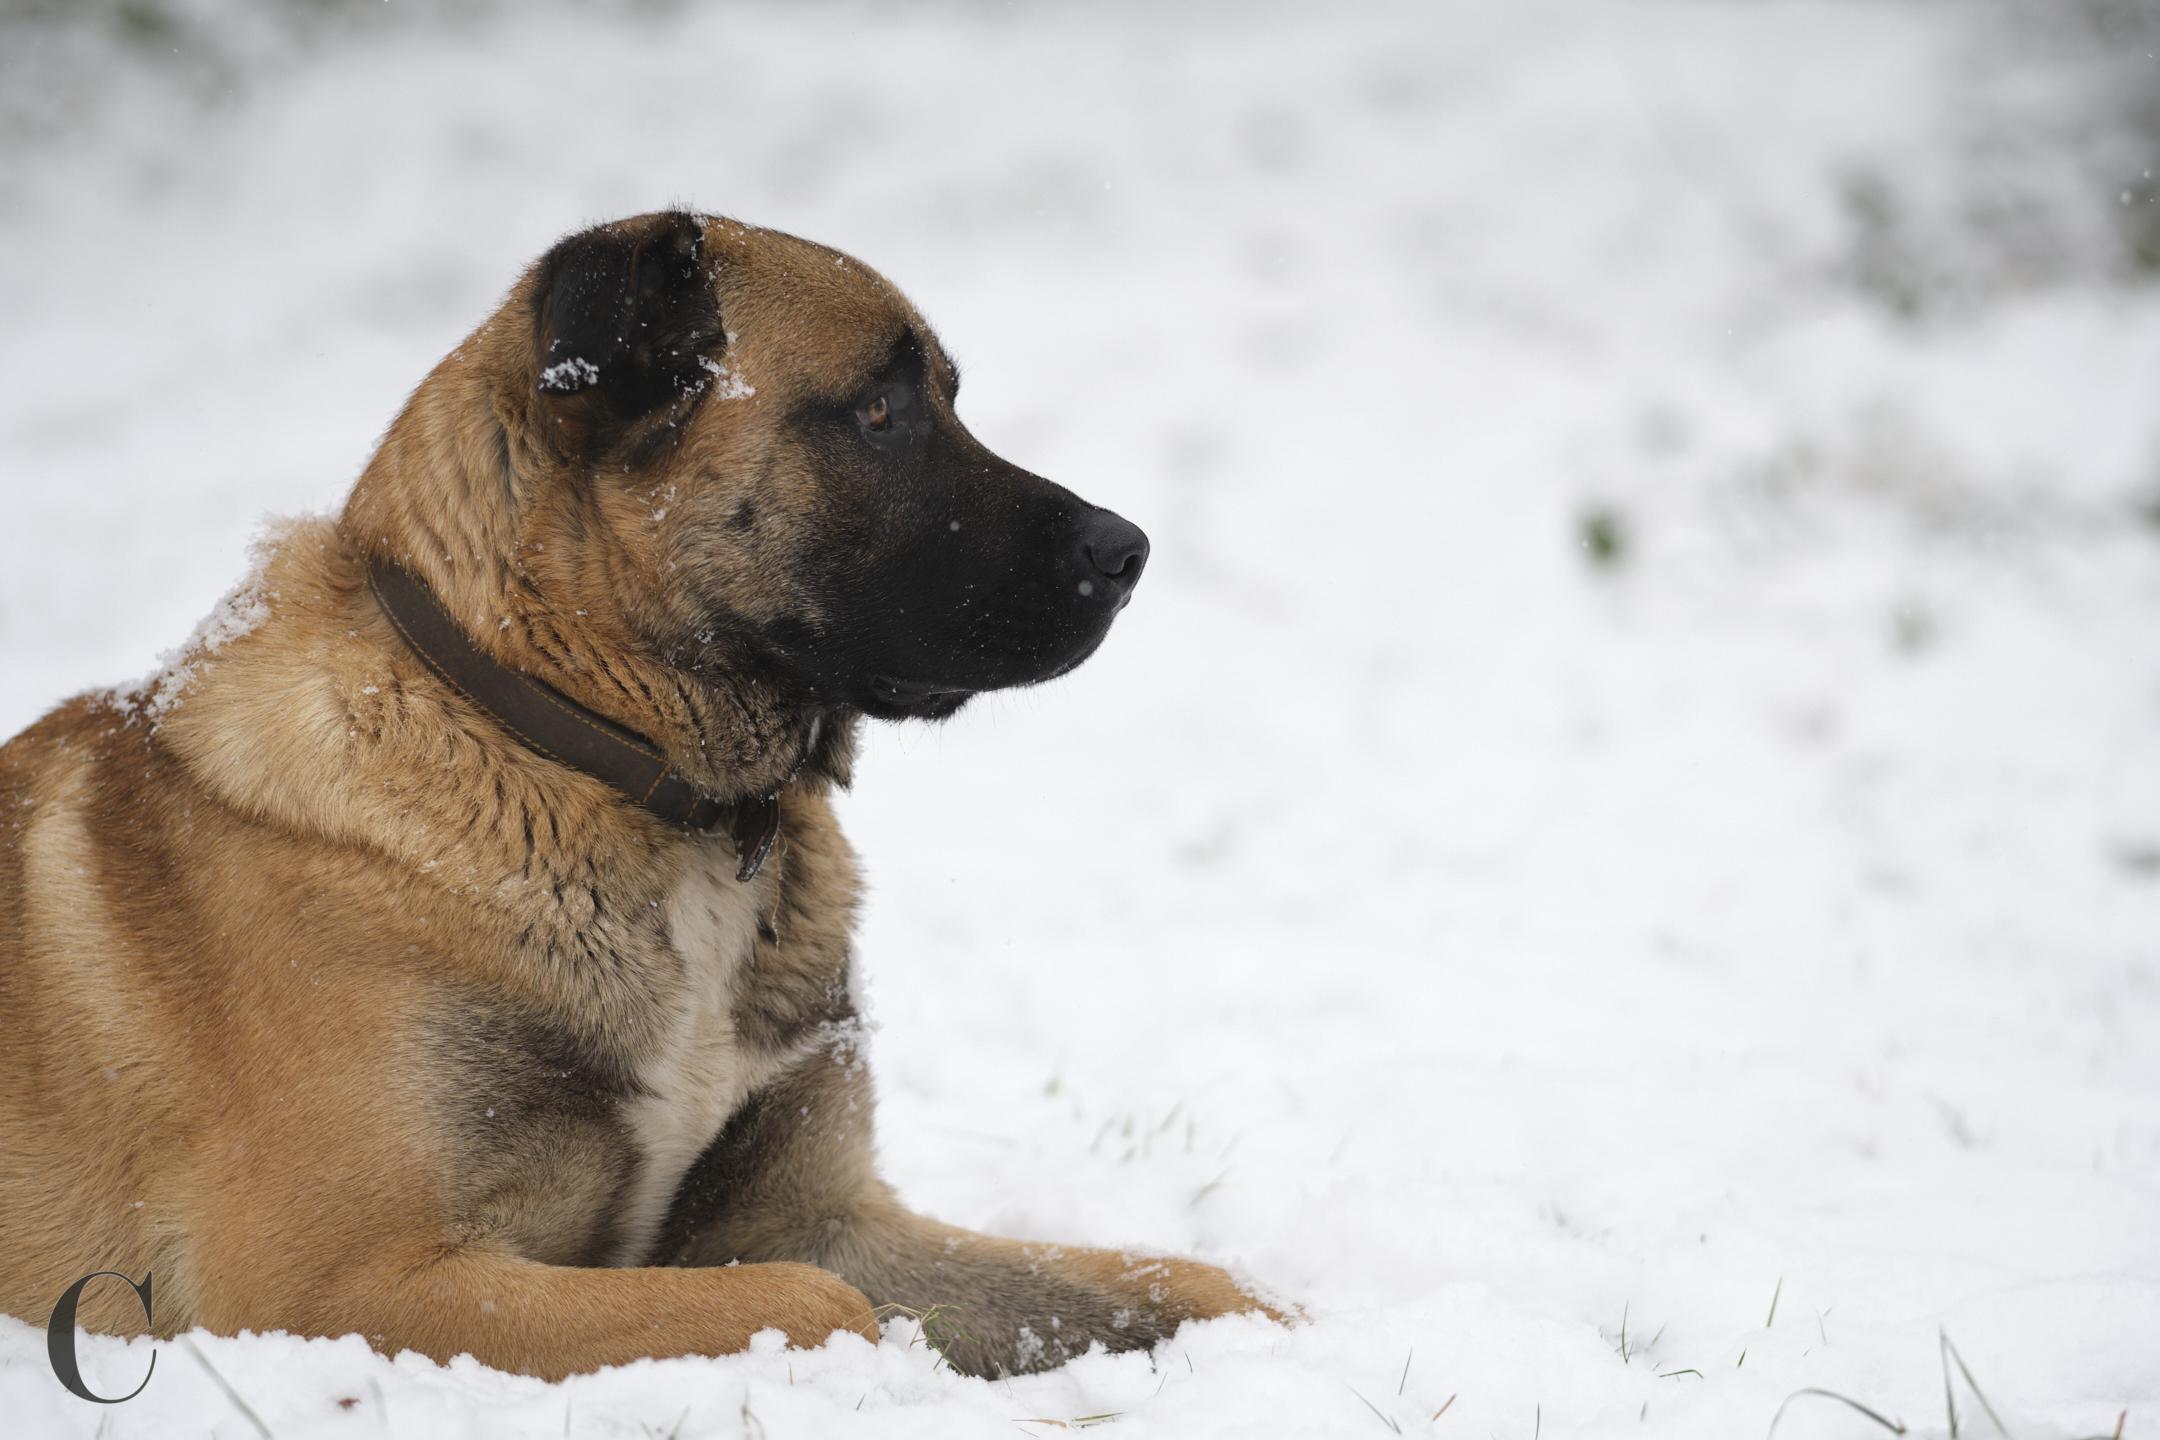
[1079, 511, 1150, 592]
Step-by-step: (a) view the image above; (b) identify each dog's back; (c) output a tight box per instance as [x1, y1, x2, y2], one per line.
[0, 536, 486, 1339]
[0, 695, 177, 1332]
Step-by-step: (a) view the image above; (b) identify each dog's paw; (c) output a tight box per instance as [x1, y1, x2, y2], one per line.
[1076, 1252, 1295, 1331]
[746, 1261, 881, 1350]
[1160, 1257, 1297, 1327]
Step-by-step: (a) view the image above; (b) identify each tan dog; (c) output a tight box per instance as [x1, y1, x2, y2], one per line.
[0, 212, 1278, 1381]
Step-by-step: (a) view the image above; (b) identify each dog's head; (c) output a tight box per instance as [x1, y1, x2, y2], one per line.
[517, 210, 1148, 724]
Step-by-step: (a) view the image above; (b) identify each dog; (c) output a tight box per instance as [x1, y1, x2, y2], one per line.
[0, 211, 1282, 1382]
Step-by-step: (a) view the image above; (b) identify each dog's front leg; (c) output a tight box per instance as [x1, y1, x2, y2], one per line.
[658, 1047, 1283, 1377]
[242, 1245, 877, 1382]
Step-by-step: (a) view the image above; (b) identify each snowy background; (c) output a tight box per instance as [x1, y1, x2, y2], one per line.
[3, 1, 2159, 1435]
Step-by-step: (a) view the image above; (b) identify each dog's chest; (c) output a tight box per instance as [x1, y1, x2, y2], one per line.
[607, 842, 794, 1266]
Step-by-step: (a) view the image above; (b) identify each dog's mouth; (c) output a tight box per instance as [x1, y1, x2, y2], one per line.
[859, 627, 1113, 722]
[862, 674, 977, 721]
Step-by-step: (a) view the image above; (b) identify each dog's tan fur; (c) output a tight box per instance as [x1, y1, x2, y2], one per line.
[0, 213, 1276, 1381]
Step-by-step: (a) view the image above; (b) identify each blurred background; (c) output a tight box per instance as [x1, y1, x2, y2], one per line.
[1, 2, 2157, 1437]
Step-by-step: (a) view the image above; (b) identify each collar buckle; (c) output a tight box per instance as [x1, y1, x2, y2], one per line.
[730, 794, 781, 882]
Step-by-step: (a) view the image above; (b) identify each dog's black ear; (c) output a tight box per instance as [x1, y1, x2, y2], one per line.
[532, 211, 720, 417]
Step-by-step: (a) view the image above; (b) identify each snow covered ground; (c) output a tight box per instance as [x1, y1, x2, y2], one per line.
[3, 1, 2158, 1435]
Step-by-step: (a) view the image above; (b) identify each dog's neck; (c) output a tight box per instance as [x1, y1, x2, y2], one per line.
[338, 312, 854, 808]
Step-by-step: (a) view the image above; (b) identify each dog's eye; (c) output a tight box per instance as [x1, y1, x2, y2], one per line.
[864, 394, 892, 432]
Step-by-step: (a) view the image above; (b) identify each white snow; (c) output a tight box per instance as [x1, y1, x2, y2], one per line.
[699, 352, 756, 401]
[540, 355, 600, 390]
[3, 2, 2158, 1438]
[116, 529, 282, 725]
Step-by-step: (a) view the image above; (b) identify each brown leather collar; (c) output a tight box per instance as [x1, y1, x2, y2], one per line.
[367, 560, 780, 882]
